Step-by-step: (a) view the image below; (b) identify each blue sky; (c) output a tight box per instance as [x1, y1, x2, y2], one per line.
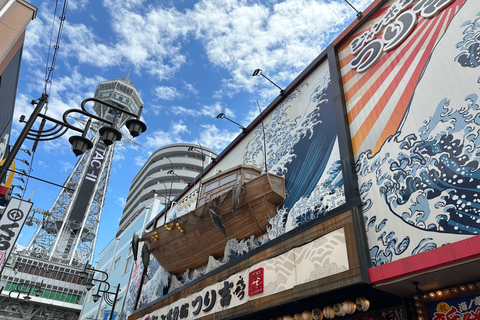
[12, 0, 373, 260]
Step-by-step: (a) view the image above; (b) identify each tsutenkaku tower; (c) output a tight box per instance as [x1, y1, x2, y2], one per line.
[26, 77, 143, 266]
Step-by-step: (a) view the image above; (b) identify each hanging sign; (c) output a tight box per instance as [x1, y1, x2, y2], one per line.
[0, 197, 33, 273]
[0, 159, 15, 198]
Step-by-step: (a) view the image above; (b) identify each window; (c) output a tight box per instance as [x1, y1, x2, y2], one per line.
[113, 257, 121, 269]
[204, 181, 219, 192]
[123, 248, 133, 275]
[220, 173, 236, 185]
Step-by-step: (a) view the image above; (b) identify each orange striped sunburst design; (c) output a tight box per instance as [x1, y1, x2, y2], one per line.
[338, 0, 465, 157]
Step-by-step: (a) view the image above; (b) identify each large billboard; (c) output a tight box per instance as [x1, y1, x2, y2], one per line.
[339, 0, 480, 265]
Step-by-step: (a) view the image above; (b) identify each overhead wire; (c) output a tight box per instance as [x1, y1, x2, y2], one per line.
[43, 0, 70, 98]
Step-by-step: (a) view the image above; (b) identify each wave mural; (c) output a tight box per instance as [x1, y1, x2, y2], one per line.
[342, 0, 480, 265]
[242, 66, 345, 234]
[137, 60, 346, 306]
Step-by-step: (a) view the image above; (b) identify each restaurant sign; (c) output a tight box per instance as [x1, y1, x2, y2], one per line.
[426, 294, 480, 320]
[350, 0, 454, 72]
[139, 228, 349, 320]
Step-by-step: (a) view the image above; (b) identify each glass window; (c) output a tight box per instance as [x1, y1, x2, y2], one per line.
[113, 257, 121, 269]
[220, 173, 236, 185]
[204, 180, 219, 192]
[123, 247, 132, 275]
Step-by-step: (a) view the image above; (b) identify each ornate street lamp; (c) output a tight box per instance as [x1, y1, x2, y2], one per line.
[80, 264, 120, 320]
[2, 280, 45, 300]
[0, 94, 147, 186]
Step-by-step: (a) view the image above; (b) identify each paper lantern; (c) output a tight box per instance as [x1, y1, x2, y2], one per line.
[334, 303, 345, 317]
[355, 297, 370, 312]
[323, 306, 335, 319]
[302, 311, 313, 320]
[284, 315, 294, 320]
[294, 313, 303, 320]
[343, 300, 356, 314]
[312, 308, 323, 320]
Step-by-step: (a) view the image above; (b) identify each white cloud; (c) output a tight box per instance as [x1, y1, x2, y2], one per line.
[115, 196, 127, 207]
[154, 86, 181, 100]
[183, 82, 199, 95]
[198, 124, 240, 151]
[34, 0, 373, 97]
[62, 23, 121, 67]
[69, 0, 89, 11]
[170, 102, 235, 118]
[59, 160, 74, 173]
[146, 104, 164, 116]
[172, 121, 189, 135]
[187, 0, 365, 98]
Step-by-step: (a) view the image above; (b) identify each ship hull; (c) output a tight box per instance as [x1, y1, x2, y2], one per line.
[143, 173, 285, 274]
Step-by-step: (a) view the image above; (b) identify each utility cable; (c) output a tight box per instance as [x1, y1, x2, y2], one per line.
[43, 0, 70, 98]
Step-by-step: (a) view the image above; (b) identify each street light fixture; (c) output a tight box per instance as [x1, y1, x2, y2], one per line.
[216, 113, 246, 132]
[252, 69, 286, 96]
[0, 94, 147, 185]
[80, 264, 120, 320]
[167, 170, 191, 187]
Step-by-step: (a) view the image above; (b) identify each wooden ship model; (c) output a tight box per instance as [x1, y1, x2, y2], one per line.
[142, 165, 286, 274]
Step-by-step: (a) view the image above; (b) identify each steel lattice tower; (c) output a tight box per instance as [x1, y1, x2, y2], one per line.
[25, 77, 143, 266]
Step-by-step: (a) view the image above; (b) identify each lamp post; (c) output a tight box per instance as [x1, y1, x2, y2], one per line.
[80, 264, 121, 320]
[0, 94, 147, 185]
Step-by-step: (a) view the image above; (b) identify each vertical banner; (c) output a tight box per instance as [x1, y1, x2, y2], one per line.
[0, 197, 33, 273]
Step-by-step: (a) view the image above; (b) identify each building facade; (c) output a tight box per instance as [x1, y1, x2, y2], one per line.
[118, 143, 216, 237]
[0, 0, 36, 207]
[127, 1, 480, 320]
[0, 0, 36, 156]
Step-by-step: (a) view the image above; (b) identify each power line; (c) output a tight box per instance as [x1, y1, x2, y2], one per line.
[43, 0, 70, 97]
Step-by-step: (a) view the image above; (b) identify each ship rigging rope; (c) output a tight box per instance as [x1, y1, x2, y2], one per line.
[43, 0, 70, 100]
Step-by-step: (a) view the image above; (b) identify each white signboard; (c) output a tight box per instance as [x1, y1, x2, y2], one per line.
[0, 198, 33, 273]
[138, 228, 348, 320]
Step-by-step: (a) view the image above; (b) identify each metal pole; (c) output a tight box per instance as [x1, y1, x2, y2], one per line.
[109, 284, 120, 320]
[0, 94, 48, 184]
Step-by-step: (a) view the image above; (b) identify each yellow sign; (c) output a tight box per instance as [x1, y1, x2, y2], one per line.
[437, 302, 450, 314]
[0, 159, 15, 188]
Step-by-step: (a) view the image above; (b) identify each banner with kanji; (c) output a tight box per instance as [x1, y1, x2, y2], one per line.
[427, 294, 480, 320]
